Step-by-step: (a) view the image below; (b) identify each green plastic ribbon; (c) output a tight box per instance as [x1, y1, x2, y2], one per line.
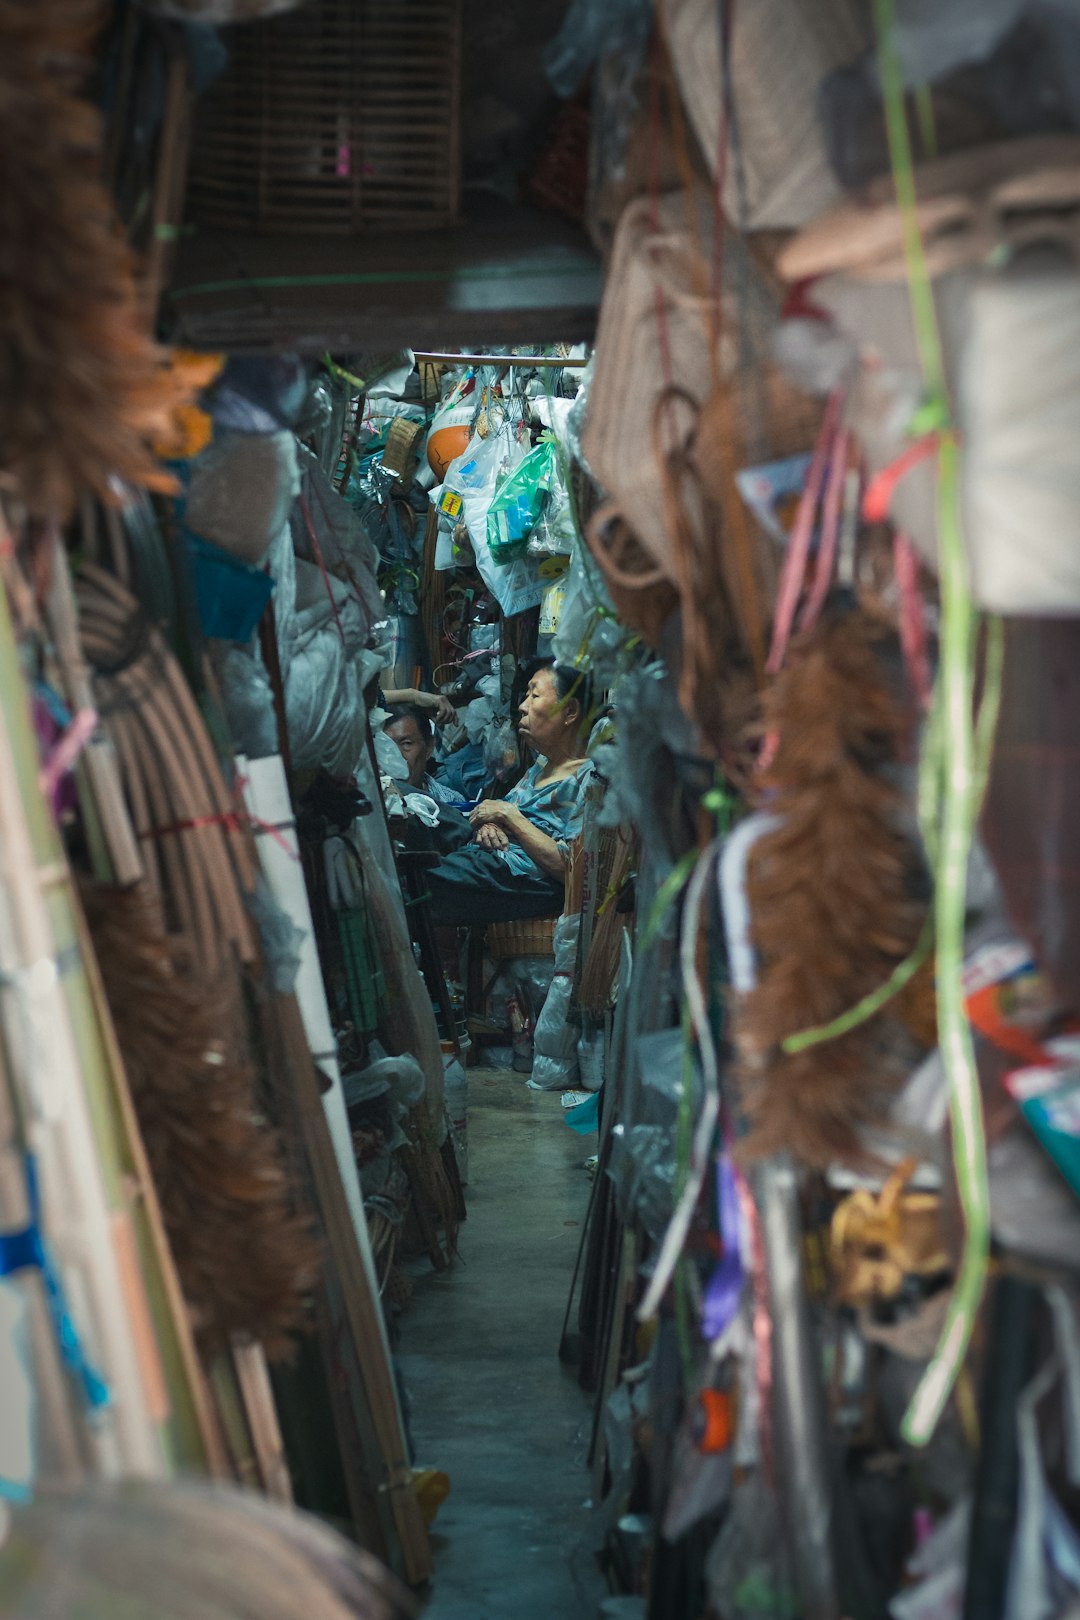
[781, 916, 935, 1056]
[324, 353, 367, 392]
[873, 0, 998, 1449]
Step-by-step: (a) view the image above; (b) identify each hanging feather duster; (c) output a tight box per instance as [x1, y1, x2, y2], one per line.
[735, 605, 934, 1168]
[0, 0, 193, 519]
[82, 881, 320, 1359]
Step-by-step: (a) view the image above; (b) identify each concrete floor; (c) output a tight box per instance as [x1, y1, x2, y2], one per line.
[397, 1072, 606, 1620]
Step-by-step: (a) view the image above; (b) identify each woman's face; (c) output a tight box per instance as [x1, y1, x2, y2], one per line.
[518, 669, 568, 758]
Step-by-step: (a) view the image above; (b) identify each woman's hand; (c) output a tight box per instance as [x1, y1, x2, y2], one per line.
[474, 823, 510, 852]
[470, 801, 524, 838]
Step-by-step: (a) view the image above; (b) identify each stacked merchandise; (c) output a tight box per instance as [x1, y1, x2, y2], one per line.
[543, 2, 1080, 1617]
[0, 0, 441, 1594]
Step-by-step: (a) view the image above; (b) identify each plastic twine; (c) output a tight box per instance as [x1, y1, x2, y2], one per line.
[765, 388, 843, 675]
[873, 0, 995, 1449]
[781, 915, 934, 1056]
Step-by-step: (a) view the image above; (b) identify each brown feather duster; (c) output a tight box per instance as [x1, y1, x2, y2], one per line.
[82, 882, 320, 1359]
[735, 607, 934, 1168]
[0, 0, 192, 519]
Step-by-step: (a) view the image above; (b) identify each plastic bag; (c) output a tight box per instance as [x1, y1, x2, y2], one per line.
[433, 424, 521, 572]
[531, 917, 581, 1092]
[544, 0, 651, 96]
[706, 1472, 798, 1619]
[184, 428, 301, 565]
[487, 438, 560, 563]
[483, 716, 518, 780]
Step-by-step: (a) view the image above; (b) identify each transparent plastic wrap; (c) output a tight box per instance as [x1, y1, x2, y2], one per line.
[291, 446, 385, 645]
[609, 1025, 683, 1238]
[246, 875, 306, 994]
[551, 540, 625, 679]
[209, 354, 310, 432]
[462, 695, 496, 745]
[527, 484, 577, 558]
[577, 1019, 606, 1091]
[184, 428, 301, 565]
[565, 356, 593, 468]
[483, 716, 518, 780]
[211, 643, 279, 760]
[510, 956, 558, 1029]
[530, 915, 582, 1092]
[344, 1045, 427, 1113]
[487, 439, 559, 563]
[544, 0, 651, 97]
[706, 1472, 798, 1620]
[374, 726, 410, 782]
[285, 564, 371, 775]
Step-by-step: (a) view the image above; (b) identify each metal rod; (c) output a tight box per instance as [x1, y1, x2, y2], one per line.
[413, 351, 588, 368]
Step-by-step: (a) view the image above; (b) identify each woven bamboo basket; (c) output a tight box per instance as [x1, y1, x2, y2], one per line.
[186, 0, 462, 235]
[487, 916, 558, 960]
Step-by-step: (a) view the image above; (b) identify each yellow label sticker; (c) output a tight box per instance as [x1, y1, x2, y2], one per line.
[439, 489, 463, 519]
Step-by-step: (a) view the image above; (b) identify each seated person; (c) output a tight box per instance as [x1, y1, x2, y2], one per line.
[383, 703, 463, 806]
[426, 661, 594, 926]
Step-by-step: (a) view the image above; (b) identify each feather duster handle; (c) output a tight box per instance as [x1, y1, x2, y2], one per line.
[735, 609, 933, 1168]
[0, 0, 196, 519]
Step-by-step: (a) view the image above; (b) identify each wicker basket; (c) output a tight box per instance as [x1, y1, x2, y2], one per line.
[487, 916, 558, 960]
[186, 0, 462, 235]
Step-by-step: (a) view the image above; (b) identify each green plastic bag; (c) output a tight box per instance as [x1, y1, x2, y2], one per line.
[486, 437, 559, 564]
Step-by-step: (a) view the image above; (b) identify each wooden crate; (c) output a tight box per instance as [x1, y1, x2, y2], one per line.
[186, 0, 462, 234]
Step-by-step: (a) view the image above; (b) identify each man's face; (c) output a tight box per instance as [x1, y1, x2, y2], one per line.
[386, 716, 433, 789]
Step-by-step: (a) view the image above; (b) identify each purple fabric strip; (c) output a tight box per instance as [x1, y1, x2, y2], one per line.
[702, 1155, 744, 1342]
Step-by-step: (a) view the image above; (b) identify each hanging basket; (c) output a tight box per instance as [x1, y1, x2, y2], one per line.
[186, 0, 462, 235]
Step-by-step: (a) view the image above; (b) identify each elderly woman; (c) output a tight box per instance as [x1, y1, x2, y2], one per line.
[426, 661, 593, 925]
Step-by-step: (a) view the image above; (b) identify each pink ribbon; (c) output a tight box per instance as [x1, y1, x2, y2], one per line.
[38, 707, 98, 808]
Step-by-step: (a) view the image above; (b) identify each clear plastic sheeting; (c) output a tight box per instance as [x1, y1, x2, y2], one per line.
[209, 355, 310, 433]
[552, 541, 626, 681]
[543, 0, 651, 97]
[291, 446, 384, 642]
[184, 429, 301, 566]
[211, 643, 279, 760]
[706, 1472, 799, 1620]
[246, 874, 306, 995]
[609, 1025, 684, 1241]
[531, 916, 582, 1092]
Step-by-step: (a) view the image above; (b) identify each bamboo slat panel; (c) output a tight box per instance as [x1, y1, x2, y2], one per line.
[186, 0, 462, 235]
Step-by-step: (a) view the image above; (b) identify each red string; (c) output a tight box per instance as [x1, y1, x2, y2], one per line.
[766, 388, 843, 675]
[862, 432, 943, 524]
[894, 532, 933, 712]
[797, 427, 851, 637]
[137, 775, 300, 862]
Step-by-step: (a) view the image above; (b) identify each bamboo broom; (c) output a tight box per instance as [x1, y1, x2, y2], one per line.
[0, 573, 165, 1476]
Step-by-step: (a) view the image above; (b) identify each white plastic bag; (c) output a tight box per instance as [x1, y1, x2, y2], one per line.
[531, 916, 581, 1092]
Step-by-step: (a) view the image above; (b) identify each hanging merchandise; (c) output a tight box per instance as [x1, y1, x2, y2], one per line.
[487, 437, 560, 564]
[0, 3, 201, 522]
[735, 606, 934, 1168]
[183, 430, 302, 566]
[538, 559, 570, 640]
[434, 421, 546, 615]
[425, 371, 477, 478]
[664, 0, 867, 231]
